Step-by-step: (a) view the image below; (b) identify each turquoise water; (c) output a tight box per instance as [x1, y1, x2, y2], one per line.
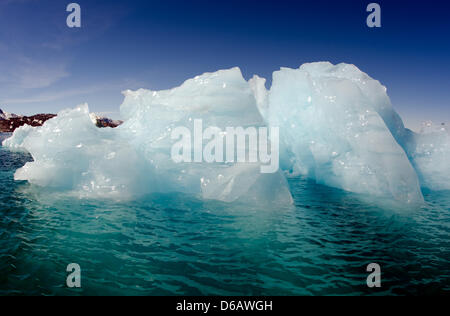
[0, 133, 448, 295]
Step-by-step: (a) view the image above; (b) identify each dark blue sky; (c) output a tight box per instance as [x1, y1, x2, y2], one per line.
[0, 0, 449, 130]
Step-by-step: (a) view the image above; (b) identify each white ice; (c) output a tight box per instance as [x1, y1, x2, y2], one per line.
[4, 68, 293, 206]
[406, 122, 450, 191]
[250, 62, 424, 203]
[4, 62, 449, 204]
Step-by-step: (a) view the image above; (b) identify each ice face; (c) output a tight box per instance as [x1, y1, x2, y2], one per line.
[406, 124, 450, 191]
[2, 124, 34, 149]
[3, 69, 293, 206]
[253, 62, 424, 204]
[4, 104, 153, 196]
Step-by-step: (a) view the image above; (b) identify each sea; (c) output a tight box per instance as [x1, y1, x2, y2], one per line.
[0, 132, 448, 295]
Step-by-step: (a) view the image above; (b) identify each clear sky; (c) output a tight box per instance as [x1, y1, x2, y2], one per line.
[0, 0, 449, 131]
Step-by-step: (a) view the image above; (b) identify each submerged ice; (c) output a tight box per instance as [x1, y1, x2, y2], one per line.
[3, 62, 449, 204]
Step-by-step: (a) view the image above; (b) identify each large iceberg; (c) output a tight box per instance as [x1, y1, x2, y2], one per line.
[250, 62, 424, 203]
[4, 62, 448, 204]
[4, 68, 293, 206]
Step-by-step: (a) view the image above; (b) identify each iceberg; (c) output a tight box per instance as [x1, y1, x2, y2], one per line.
[3, 68, 293, 206]
[2, 123, 34, 149]
[250, 62, 424, 203]
[405, 122, 450, 191]
[4, 62, 448, 205]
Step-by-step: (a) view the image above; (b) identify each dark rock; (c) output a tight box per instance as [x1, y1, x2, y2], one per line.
[0, 114, 56, 132]
[94, 116, 123, 128]
[0, 111, 122, 133]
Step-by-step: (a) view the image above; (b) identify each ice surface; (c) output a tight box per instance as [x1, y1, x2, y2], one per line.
[252, 62, 424, 203]
[4, 62, 448, 204]
[3, 69, 293, 206]
[406, 123, 450, 191]
[4, 104, 151, 196]
[2, 124, 34, 149]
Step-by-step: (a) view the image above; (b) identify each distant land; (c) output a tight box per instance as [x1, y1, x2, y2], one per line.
[0, 108, 122, 133]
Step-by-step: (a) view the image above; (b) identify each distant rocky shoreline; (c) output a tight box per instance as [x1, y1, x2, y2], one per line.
[0, 109, 122, 133]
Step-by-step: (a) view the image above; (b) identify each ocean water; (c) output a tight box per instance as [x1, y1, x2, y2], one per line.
[0, 133, 448, 296]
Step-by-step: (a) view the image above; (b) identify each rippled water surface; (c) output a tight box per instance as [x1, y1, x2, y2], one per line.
[0, 134, 449, 295]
